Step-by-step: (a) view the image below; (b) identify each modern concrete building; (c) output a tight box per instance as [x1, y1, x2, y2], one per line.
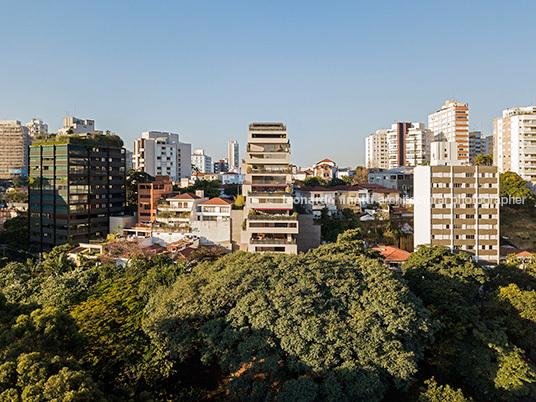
[430, 141, 462, 166]
[228, 141, 240, 172]
[213, 159, 229, 174]
[137, 175, 174, 224]
[493, 106, 536, 182]
[368, 167, 414, 197]
[28, 136, 126, 251]
[192, 149, 213, 173]
[387, 122, 412, 169]
[414, 165, 500, 265]
[366, 129, 389, 169]
[133, 131, 192, 181]
[26, 119, 48, 138]
[468, 131, 483, 164]
[0, 120, 30, 180]
[428, 100, 469, 164]
[405, 123, 433, 167]
[125, 150, 133, 171]
[483, 135, 494, 155]
[58, 117, 102, 135]
[242, 122, 298, 253]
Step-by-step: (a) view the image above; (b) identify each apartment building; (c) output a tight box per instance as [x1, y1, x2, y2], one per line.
[414, 165, 500, 265]
[228, 141, 240, 172]
[26, 119, 48, 138]
[468, 131, 483, 164]
[368, 167, 414, 197]
[29, 136, 126, 251]
[483, 135, 494, 155]
[405, 123, 433, 167]
[154, 192, 207, 230]
[0, 120, 30, 180]
[58, 117, 102, 135]
[133, 131, 192, 181]
[213, 159, 229, 174]
[430, 141, 463, 166]
[387, 122, 412, 169]
[493, 106, 536, 182]
[366, 129, 389, 169]
[192, 149, 213, 173]
[242, 122, 298, 253]
[137, 175, 174, 224]
[428, 100, 469, 163]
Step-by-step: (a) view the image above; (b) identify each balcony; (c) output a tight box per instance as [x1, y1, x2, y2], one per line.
[249, 238, 296, 245]
[246, 153, 289, 164]
[249, 190, 289, 196]
[248, 213, 298, 221]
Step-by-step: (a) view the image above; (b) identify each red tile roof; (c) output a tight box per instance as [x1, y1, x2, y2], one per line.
[371, 245, 411, 262]
[516, 251, 533, 258]
[168, 193, 200, 200]
[500, 245, 522, 257]
[200, 197, 234, 206]
[317, 158, 335, 164]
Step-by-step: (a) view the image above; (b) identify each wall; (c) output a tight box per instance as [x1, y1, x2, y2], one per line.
[296, 214, 321, 253]
[191, 220, 231, 249]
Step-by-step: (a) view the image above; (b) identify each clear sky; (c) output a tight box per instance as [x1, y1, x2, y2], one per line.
[1, 0, 535, 167]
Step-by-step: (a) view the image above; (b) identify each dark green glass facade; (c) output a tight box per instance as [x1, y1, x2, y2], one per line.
[28, 144, 125, 250]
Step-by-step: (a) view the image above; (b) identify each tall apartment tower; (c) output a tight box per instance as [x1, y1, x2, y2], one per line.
[468, 131, 483, 164]
[0, 120, 30, 180]
[365, 129, 389, 169]
[29, 136, 126, 251]
[493, 106, 536, 182]
[133, 131, 192, 181]
[483, 135, 494, 155]
[387, 122, 412, 169]
[428, 100, 469, 164]
[414, 165, 500, 265]
[242, 123, 298, 253]
[401, 123, 433, 167]
[228, 141, 240, 172]
[192, 149, 213, 173]
[26, 119, 48, 138]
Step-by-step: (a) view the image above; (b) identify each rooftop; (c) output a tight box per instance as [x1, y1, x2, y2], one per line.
[200, 197, 234, 206]
[168, 193, 200, 200]
[32, 132, 124, 148]
[371, 245, 411, 262]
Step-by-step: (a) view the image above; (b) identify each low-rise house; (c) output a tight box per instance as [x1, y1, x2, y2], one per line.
[312, 159, 337, 180]
[155, 191, 208, 230]
[293, 169, 314, 181]
[294, 187, 338, 218]
[368, 167, 414, 198]
[138, 175, 174, 224]
[371, 245, 411, 272]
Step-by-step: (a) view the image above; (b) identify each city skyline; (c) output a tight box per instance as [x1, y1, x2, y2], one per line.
[2, 1, 536, 166]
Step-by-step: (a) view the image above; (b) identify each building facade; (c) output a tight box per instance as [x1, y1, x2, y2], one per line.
[312, 158, 337, 180]
[133, 131, 192, 181]
[228, 141, 240, 172]
[428, 100, 469, 164]
[213, 159, 229, 174]
[26, 119, 48, 138]
[242, 123, 298, 253]
[0, 120, 30, 180]
[468, 131, 483, 164]
[483, 135, 494, 155]
[58, 117, 102, 135]
[405, 123, 433, 167]
[366, 129, 389, 169]
[368, 167, 414, 197]
[493, 106, 536, 182]
[387, 122, 412, 169]
[192, 149, 213, 173]
[137, 175, 174, 224]
[414, 165, 500, 264]
[29, 139, 126, 251]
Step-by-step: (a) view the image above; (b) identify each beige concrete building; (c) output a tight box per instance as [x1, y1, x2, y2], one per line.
[366, 129, 389, 169]
[242, 123, 298, 253]
[428, 100, 469, 164]
[0, 120, 30, 180]
[414, 165, 500, 265]
[493, 106, 536, 182]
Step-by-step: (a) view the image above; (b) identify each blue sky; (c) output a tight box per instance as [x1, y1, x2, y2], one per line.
[1, 0, 535, 167]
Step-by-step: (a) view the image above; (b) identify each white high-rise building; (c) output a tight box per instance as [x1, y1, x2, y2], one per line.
[133, 131, 192, 181]
[228, 141, 240, 172]
[365, 129, 388, 169]
[0, 120, 30, 180]
[26, 119, 48, 138]
[494, 106, 536, 182]
[400, 123, 433, 167]
[192, 149, 213, 173]
[428, 100, 469, 164]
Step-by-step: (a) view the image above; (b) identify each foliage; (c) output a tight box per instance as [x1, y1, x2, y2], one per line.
[32, 131, 123, 148]
[418, 377, 470, 401]
[352, 165, 369, 184]
[223, 183, 241, 197]
[233, 194, 245, 209]
[499, 171, 535, 207]
[126, 169, 154, 214]
[0, 296, 104, 399]
[11, 175, 28, 188]
[475, 153, 493, 166]
[182, 179, 221, 199]
[144, 236, 434, 400]
[302, 176, 325, 187]
[37, 244, 75, 276]
[4, 189, 28, 203]
[316, 207, 363, 242]
[0, 215, 29, 250]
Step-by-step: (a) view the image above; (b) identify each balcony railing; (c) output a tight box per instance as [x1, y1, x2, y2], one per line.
[250, 238, 296, 245]
[249, 191, 290, 196]
[248, 214, 298, 221]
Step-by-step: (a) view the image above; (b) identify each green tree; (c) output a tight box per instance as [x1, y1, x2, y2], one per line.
[233, 194, 245, 210]
[302, 176, 325, 187]
[418, 377, 470, 401]
[0, 215, 30, 251]
[183, 179, 221, 199]
[500, 171, 535, 207]
[144, 235, 434, 400]
[352, 166, 369, 184]
[11, 175, 28, 188]
[37, 244, 75, 277]
[475, 153, 493, 166]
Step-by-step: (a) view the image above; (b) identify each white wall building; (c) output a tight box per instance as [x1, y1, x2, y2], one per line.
[428, 100, 469, 164]
[26, 119, 48, 138]
[366, 129, 388, 169]
[192, 149, 213, 173]
[58, 117, 102, 135]
[133, 131, 192, 181]
[228, 141, 240, 172]
[430, 141, 462, 166]
[493, 106, 536, 182]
